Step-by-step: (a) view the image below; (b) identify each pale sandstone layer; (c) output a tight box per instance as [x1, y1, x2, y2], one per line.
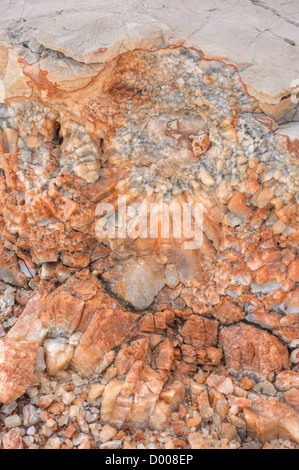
[0, 1, 298, 450]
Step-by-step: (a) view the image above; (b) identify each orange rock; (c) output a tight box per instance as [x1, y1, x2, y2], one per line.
[172, 438, 186, 447]
[221, 422, 237, 441]
[284, 388, 299, 409]
[154, 338, 174, 371]
[187, 432, 206, 449]
[227, 192, 249, 224]
[138, 313, 155, 333]
[227, 395, 251, 409]
[7, 292, 48, 344]
[148, 400, 172, 431]
[71, 298, 138, 375]
[197, 389, 213, 421]
[49, 401, 65, 415]
[275, 370, 299, 391]
[212, 297, 245, 324]
[288, 257, 299, 282]
[43, 289, 85, 334]
[186, 416, 202, 428]
[0, 338, 38, 403]
[274, 326, 299, 344]
[220, 323, 290, 379]
[78, 439, 91, 449]
[244, 396, 299, 444]
[246, 308, 282, 330]
[115, 337, 149, 375]
[180, 315, 218, 349]
[160, 382, 185, 410]
[0, 247, 27, 287]
[171, 420, 188, 436]
[240, 376, 253, 391]
[64, 424, 77, 439]
[101, 361, 164, 430]
[196, 347, 222, 365]
[248, 247, 281, 270]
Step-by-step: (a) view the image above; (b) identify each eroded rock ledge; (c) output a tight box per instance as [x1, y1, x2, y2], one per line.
[0, 4, 298, 450]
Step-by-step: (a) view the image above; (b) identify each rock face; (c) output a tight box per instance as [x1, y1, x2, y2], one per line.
[0, 0, 298, 449]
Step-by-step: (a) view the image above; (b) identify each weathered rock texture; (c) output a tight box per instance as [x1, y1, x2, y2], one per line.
[0, 0, 299, 125]
[0, 0, 298, 448]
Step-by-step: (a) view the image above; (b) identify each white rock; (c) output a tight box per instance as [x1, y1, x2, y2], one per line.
[99, 424, 117, 443]
[5, 414, 22, 427]
[43, 339, 74, 376]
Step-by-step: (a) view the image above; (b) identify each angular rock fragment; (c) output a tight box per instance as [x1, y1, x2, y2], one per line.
[2, 428, 23, 449]
[7, 293, 48, 345]
[244, 396, 299, 444]
[0, 338, 38, 403]
[220, 323, 290, 379]
[43, 289, 85, 334]
[180, 315, 218, 349]
[101, 360, 164, 430]
[43, 338, 74, 376]
[0, 249, 27, 287]
[275, 370, 299, 392]
[71, 298, 138, 375]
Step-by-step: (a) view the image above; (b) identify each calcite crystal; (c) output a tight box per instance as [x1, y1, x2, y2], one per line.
[0, 0, 298, 450]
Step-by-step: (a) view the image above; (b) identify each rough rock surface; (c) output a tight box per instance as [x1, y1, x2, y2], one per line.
[0, 338, 38, 403]
[220, 323, 291, 380]
[0, 0, 297, 450]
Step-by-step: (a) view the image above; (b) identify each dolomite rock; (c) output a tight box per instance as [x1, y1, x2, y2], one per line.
[0, 338, 38, 403]
[244, 396, 299, 444]
[42, 290, 85, 335]
[284, 388, 299, 409]
[0, 1, 298, 440]
[153, 338, 175, 371]
[212, 297, 245, 324]
[99, 424, 117, 443]
[101, 360, 165, 430]
[115, 338, 149, 375]
[275, 370, 299, 392]
[148, 400, 172, 431]
[88, 383, 105, 400]
[220, 323, 291, 380]
[159, 382, 185, 410]
[102, 256, 166, 310]
[71, 295, 138, 375]
[0, 249, 28, 287]
[180, 316, 218, 349]
[43, 339, 74, 376]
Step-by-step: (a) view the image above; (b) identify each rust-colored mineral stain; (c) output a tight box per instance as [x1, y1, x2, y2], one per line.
[286, 137, 299, 157]
[18, 58, 62, 97]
